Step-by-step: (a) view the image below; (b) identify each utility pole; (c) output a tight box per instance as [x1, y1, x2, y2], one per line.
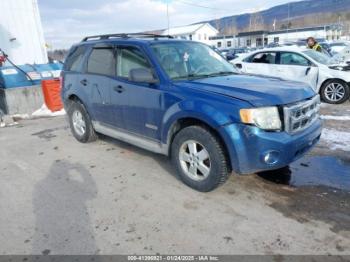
[167, 2, 170, 33]
[287, 3, 290, 40]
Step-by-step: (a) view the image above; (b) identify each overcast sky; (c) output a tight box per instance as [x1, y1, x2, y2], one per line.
[38, 0, 297, 49]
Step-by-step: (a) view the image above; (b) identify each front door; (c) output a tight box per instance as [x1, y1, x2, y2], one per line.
[111, 45, 163, 140]
[278, 52, 319, 89]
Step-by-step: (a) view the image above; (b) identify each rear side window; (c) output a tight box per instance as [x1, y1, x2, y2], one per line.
[117, 46, 151, 78]
[280, 52, 310, 66]
[87, 48, 116, 76]
[249, 52, 276, 64]
[65, 46, 86, 72]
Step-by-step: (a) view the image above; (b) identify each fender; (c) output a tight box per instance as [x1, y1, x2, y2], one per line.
[161, 99, 243, 171]
[161, 99, 233, 142]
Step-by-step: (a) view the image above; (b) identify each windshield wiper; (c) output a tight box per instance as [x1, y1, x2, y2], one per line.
[206, 71, 238, 77]
[172, 74, 210, 80]
[172, 71, 238, 81]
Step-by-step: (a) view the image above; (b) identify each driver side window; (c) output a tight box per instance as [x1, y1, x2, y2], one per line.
[117, 46, 152, 79]
[280, 52, 310, 66]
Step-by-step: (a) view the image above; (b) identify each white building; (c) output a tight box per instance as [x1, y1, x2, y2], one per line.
[268, 25, 342, 45]
[210, 25, 342, 49]
[163, 23, 218, 45]
[0, 0, 48, 65]
[209, 35, 237, 49]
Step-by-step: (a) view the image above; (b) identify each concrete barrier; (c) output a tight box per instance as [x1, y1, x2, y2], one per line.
[0, 85, 44, 115]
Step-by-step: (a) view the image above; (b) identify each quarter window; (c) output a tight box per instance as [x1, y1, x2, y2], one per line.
[87, 48, 115, 76]
[280, 53, 310, 66]
[65, 46, 86, 72]
[117, 46, 152, 79]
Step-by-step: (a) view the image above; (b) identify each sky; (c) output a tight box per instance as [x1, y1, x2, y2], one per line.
[38, 0, 297, 49]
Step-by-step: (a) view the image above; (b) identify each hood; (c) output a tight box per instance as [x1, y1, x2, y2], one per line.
[174, 74, 315, 107]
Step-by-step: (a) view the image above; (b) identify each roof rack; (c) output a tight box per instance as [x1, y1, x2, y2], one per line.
[81, 33, 173, 42]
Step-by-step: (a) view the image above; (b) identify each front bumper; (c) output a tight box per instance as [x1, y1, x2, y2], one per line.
[219, 119, 322, 174]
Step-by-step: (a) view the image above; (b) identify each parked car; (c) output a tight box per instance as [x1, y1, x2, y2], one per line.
[319, 42, 332, 56]
[232, 46, 350, 104]
[329, 42, 349, 54]
[219, 48, 230, 57]
[226, 48, 249, 61]
[62, 34, 322, 192]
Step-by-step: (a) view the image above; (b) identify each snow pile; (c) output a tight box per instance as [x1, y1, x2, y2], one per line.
[321, 128, 350, 152]
[321, 115, 350, 121]
[31, 104, 66, 118]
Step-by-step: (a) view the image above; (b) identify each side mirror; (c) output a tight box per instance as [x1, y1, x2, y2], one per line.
[129, 68, 157, 84]
[235, 63, 242, 69]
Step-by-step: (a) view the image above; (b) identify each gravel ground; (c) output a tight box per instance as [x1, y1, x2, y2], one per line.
[0, 102, 349, 255]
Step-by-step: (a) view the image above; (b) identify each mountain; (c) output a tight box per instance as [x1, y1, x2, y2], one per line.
[204, 0, 350, 34]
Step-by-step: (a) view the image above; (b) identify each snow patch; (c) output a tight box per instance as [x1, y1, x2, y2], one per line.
[32, 104, 66, 117]
[321, 129, 350, 151]
[321, 115, 350, 121]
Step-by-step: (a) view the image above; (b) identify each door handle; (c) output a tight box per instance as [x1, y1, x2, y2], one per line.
[80, 79, 88, 86]
[113, 85, 125, 93]
[305, 67, 311, 75]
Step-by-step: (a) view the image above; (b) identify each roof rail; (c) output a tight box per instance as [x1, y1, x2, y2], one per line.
[81, 33, 173, 42]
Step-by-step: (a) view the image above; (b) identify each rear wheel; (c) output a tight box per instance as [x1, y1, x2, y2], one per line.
[68, 100, 98, 143]
[171, 126, 230, 192]
[320, 80, 350, 104]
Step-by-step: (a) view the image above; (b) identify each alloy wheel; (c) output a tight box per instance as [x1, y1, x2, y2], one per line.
[324, 82, 346, 102]
[179, 140, 211, 181]
[72, 110, 86, 136]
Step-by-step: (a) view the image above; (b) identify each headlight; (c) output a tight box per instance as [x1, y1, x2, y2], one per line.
[240, 107, 281, 130]
[329, 66, 345, 71]
[329, 65, 350, 71]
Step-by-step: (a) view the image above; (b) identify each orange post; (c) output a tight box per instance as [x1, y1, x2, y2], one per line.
[41, 79, 63, 112]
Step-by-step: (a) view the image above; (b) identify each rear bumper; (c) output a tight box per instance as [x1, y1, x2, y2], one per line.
[220, 119, 322, 174]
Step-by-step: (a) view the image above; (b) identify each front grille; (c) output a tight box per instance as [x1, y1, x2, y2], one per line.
[283, 95, 321, 134]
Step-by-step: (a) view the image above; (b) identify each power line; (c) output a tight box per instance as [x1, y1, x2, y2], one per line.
[175, 0, 227, 11]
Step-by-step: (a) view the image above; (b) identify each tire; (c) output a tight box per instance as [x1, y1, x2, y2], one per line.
[171, 125, 230, 192]
[320, 80, 350, 104]
[68, 100, 98, 143]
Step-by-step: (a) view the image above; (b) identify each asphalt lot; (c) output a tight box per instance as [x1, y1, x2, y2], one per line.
[0, 102, 349, 255]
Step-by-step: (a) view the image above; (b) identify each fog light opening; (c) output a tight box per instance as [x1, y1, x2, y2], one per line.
[263, 151, 280, 165]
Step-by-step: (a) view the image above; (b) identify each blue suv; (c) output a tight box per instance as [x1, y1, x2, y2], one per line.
[62, 33, 322, 192]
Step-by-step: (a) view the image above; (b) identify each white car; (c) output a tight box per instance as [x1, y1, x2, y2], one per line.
[330, 41, 350, 56]
[232, 47, 350, 104]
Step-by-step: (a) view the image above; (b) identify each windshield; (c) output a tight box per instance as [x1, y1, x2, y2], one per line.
[150, 41, 238, 80]
[303, 50, 331, 65]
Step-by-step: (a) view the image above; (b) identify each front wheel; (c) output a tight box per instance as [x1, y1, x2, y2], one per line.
[320, 80, 350, 104]
[171, 126, 230, 192]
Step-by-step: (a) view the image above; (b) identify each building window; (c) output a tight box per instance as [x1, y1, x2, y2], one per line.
[264, 38, 268, 46]
[189, 34, 192, 40]
[204, 33, 207, 40]
[246, 39, 251, 46]
[227, 41, 232, 47]
[217, 42, 222, 48]
[256, 38, 262, 46]
[274, 37, 279, 43]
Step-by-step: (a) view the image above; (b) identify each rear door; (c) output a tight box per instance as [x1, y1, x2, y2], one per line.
[278, 52, 319, 89]
[80, 44, 119, 126]
[240, 52, 279, 78]
[111, 45, 163, 140]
